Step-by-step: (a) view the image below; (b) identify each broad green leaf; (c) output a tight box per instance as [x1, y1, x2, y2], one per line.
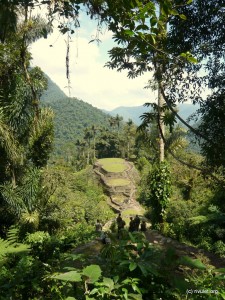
[129, 294, 142, 300]
[136, 24, 149, 31]
[180, 52, 198, 64]
[129, 261, 138, 271]
[149, 34, 156, 45]
[103, 277, 114, 291]
[131, 283, 141, 294]
[187, 56, 198, 63]
[178, 256, 206, 270]
[150, 17, 157, 27]
[136, 242, 143, 251]
[187, 0, 193, 4]
[113, 275, 119, 283]
[53, 271, 82, 282]
[122, 288, 128, 300]
[65, 297, 77, 300]
[171, 9, 179, 16]
[122, 278, 131, 284]
[161, 4, 169, 16]
[89, 288, 99, 295]
[82, 265, 102, 283]
[123, 30, 134, 37]
[179, 14, 187, 20]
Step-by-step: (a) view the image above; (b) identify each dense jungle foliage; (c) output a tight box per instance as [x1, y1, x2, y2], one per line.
[0, 0, 225, 299]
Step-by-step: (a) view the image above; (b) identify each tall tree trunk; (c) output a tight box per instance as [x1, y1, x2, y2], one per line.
[93, 136, 96, 160]
[157, 3, 166, 162]
[158, 84, 165, 162]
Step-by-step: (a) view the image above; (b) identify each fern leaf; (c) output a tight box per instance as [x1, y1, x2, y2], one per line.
[7, 226, 19, 244]
[0, 237, 30, 261]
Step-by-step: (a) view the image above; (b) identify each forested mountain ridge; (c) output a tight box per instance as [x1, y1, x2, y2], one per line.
[41, 74, 68, 102]
[41, 75, 200, 157]
[41, 75, 111, 156]
[105, 103, 199, 125]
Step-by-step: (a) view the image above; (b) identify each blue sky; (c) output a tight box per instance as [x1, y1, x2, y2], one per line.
[31, 11, 156, 110]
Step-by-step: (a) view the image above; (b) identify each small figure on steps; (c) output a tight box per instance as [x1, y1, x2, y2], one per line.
[134, 215, 141, 231]
[129, 217, 135, 232]
[140, 220, 147, 232]
[95, 219, 103, 233]
[117, 213, 125, 238]
[101, 232, 111, 244]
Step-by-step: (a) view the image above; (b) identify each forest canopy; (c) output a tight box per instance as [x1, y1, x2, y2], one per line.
[0, 1, 225, 299]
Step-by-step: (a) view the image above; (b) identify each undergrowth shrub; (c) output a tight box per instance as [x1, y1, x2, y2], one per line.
[213, 240, 225, 257]
[50, 231, 225, 299]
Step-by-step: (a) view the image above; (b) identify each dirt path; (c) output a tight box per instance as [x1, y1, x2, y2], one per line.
[145, 229, 225, 269]
[72, 227, 225, 270]
[117, 199, 225, 268]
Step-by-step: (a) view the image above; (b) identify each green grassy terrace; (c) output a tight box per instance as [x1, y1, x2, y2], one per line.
[98, 158, 127, 173]
[106, 178, 130, 186]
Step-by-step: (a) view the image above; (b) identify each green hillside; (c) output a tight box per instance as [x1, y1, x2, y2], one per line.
[41, 75, 111, 157]
[41, 74, 68, 103]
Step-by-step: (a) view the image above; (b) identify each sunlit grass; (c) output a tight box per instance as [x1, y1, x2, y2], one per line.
[122, 208, 139, 216]
[112, 195, 126, 203]
[98, 158, 127, 172]
[106, 178, 130, 186]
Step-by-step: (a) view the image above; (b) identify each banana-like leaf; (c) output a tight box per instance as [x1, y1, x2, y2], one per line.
[53, 271, 82, 282]
[82, 265, 102, 283]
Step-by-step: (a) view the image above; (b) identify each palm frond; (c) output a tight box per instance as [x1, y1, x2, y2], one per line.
[0, 117, 24, 165]
[138, 112, 157, 133]
[0, 77, 34, 139]
[0, 182, 26, 217]
[27, 108, 54, 167]
[21, 211, 39, 229]
[21, 167, 41, 213]
[165, 126, 188, 152]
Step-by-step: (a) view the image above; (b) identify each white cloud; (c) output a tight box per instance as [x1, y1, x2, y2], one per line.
[31, 24, 156, 110]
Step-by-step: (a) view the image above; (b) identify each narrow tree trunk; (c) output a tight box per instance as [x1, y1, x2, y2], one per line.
[157, 3, 166, 162]
[127, 141, 130, 158]
[158, 84, 165, 162]
[93, 136, 96, 160]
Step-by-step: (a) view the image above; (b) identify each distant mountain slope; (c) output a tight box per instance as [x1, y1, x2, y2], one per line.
[104, 106, 148, 125]
[41, 74, 68, 102]
[41, 75, 111, 156]
[106, 103, 199, 125]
